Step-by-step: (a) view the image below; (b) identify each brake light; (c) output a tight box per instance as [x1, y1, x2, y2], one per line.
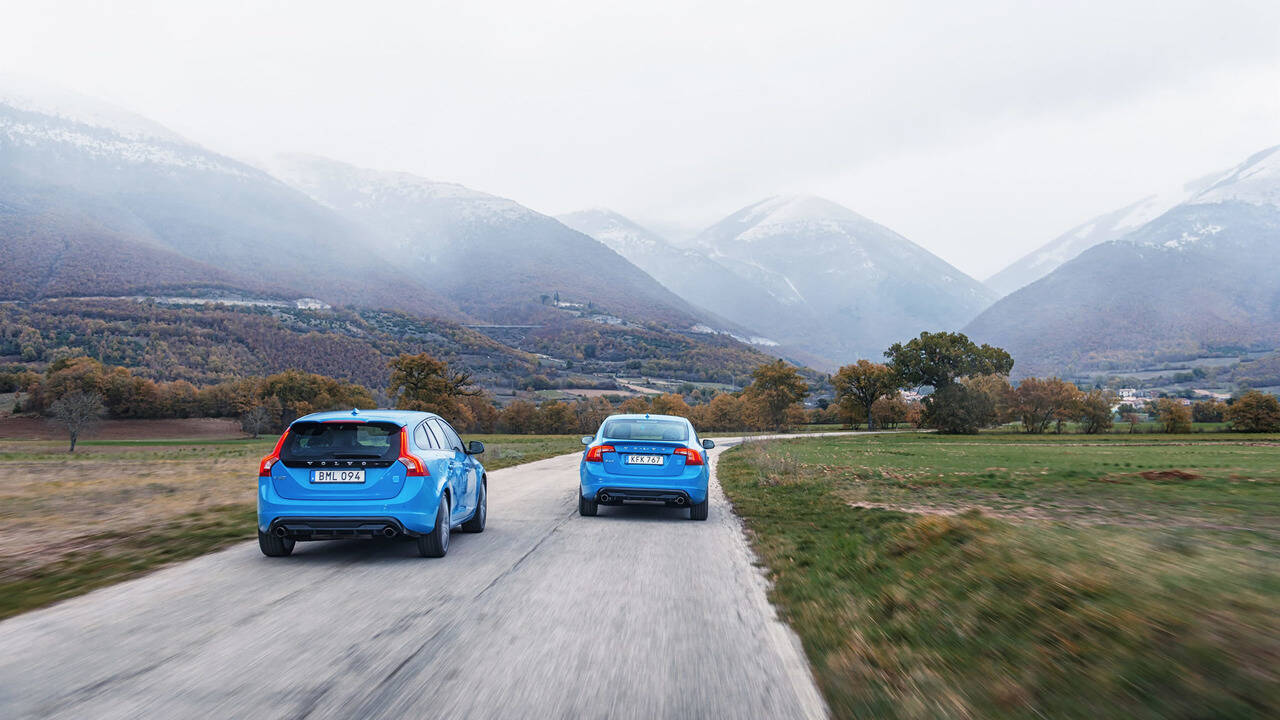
[259, 430, 289, 477]
[673, 447, 704, 466]
[398, 428, 428, 477]
[585, 444, 615, 462]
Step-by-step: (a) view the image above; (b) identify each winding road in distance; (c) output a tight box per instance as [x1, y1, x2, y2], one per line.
[0, 437, 836, 719]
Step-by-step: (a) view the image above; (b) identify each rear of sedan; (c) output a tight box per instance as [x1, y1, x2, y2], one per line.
[579, 414, 713, 520]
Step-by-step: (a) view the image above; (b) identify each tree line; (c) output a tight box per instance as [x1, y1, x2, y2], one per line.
[828, 331, 1280, 434]
[12, 332, 1280, 451]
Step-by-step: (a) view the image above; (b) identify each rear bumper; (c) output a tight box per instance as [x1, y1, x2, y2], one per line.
[579, 463, 709, 504]
[257, 477, 440, 535]
[267, 516, 414, 540]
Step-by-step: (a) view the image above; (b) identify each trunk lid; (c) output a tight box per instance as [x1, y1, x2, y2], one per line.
[601, 441, 691, 477]
[271, 420, 407, 501]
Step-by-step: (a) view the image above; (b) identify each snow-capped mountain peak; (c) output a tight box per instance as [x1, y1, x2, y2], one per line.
[735, 194, 865, 227]
[0, 74, 187, 143]
[1190, 145, 1280, 207]
[269, 154, 532, 224]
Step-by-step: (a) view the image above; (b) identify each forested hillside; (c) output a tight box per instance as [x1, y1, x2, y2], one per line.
[0, 299, 778, 391]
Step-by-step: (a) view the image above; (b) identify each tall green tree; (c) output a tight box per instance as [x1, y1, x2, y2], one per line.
[885, 331, 1013, 390]
[744, 360, 809, 431]
[885, 332, 1013, 434]
[387, 353, 479, 418]
[832, 360, 898, 429]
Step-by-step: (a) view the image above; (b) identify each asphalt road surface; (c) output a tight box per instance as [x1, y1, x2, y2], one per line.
[0, 438, 829, 719]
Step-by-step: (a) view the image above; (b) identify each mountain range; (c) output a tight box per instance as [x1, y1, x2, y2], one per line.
[5, 78, 1277, 388]
[967, 145, 1280, 377]
[0, 84, 775, 387]
[985, 170, 1234, 296]
[565, 196, 997, 366]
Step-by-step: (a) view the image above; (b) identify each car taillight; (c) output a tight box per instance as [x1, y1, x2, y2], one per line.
[398, 428, 428, 477]
[673, 448, 704, 466]
[259, 430, 289, 477]
[585, 444, 615, 462]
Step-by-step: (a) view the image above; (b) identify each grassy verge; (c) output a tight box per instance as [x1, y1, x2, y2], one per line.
[0, 433, 581, 620]
[719, 434, 1278, 719]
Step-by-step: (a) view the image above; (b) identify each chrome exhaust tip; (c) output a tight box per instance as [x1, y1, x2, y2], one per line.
[382, 527, 398, 538]
[273, 526, 288, 538]
[674, 496, 687, 506]
[598, 492, 610, 503]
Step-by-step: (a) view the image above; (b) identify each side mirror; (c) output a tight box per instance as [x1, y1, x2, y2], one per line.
[701, 439, 715, 449]
[467, 440, 485, 455]
[581, 435, 594, 446]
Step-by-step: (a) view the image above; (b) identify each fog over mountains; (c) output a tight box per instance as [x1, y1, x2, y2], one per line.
[564, 198, 998, 366]
[985, 169, 1235, 296]
[3, 79, 1278, 383]
[968, 145, 1280, 377]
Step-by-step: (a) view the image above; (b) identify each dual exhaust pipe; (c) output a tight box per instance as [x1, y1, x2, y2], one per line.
[272, 525, 399, 538]
[596, 492, 687, 505]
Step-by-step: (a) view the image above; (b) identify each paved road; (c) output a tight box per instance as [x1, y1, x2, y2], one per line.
[0, 438, 828, 719]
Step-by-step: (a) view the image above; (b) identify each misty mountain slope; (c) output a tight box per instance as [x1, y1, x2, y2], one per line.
[270, 155, 714, 327]
[556, 208, 794, 342]
[0, 96, 458, 316]
[965, 145, 1280, 377]
[687, 195, 997, 361]
[985, 168, 1233, 296]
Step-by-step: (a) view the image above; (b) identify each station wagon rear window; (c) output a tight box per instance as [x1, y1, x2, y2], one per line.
[601, 418, 689, 442]
[282, 421, 401, 461]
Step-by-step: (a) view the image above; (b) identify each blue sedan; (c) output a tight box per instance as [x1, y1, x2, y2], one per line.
[256, 409, 486, 558]
[579, 413, 715, 520]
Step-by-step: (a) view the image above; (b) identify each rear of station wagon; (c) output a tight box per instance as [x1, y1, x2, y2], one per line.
[579, 414, 714, 520]
[257, 409, 486, 558]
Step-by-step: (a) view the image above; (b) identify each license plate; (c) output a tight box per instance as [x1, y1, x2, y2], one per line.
[625, 454, 665, 466]
[312, 469, 366, 483]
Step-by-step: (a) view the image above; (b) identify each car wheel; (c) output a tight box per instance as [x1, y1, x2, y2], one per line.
[690, 497, 709, 521]
[461, 479, 486, 533]
[258, 529, 295, 557]
[417, 495, 451, 558]
[579, 493, 598, 517]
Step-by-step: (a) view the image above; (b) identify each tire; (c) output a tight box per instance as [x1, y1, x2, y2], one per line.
[417, 495, 451, 558]
[689, 497, 709, 521]
[461, 478, 486, 533]
[258, 529, 295, 557]
[578, 493, 598, 517]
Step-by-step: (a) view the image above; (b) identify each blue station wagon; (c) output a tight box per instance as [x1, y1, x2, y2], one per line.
[257, 409, 486, 558]
[579, 413, 714, 520]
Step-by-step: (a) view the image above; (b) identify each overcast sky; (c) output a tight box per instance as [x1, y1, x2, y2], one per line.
[2, 1, 1278, 278]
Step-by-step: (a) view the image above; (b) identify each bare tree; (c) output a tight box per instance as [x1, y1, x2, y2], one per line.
[240, 405, 273, 439]
[48, 391, 105, 452]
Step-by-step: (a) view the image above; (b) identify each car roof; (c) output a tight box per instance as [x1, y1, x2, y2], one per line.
[603, 413, 691, 424]
[292, 409, 438, 427]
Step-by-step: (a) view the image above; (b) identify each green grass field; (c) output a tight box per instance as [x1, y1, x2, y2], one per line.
[719, 433, 1278, 720]
[0, 433, 583, 619]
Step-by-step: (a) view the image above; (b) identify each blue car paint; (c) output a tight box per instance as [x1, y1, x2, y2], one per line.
[257, 409, 484, 536]
[579, 414, 711, 505]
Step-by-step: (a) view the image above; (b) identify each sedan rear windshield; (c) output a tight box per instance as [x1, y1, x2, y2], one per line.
[281, 421, 401, 461]
[601, 418, 689, 442]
